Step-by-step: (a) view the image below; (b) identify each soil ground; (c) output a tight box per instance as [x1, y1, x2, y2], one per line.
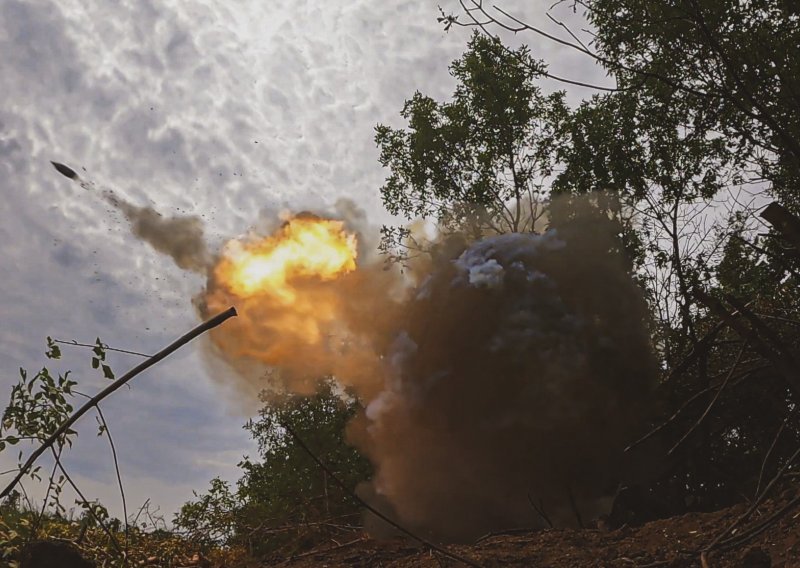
[273, 486, 800, 567]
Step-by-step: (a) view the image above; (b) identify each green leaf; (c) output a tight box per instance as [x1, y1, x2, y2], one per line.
[101, 364, 115, 380]
[92, 338, 105, 359]
[45, 337, 61, 360]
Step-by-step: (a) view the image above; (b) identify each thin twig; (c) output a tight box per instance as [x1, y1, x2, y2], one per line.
[50, 446, 124, 557]
[17, 482, 35, 512]
[545, 12, 590, 52]
[476, 527, 539, 544]
[695, 289, 800, 398]
[667, 342, 748, 456]
[32, 444, 63, 540]
[567, 486, 584, 529]
[131, 498, 151, 528]
[661, 319, 729, 384]
[619, 559, 671, 568]
[527, 493, 553, 528]
[456, 0, 687, 94]
[625, 363, 767, 453]
[53, 339, 152, 358]
[704, 445, 800, 552]
[754, 411, 794, 498]
[454, 1, 622, 91]
[716, 493, 800, 552]
[285, 536, 367, 561]
[72, 387, 129, 552]
[0, 307, 237, 501]
[96, 404, 129, 556]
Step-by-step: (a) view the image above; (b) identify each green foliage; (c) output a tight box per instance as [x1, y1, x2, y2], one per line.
[0, 502, 229, 567]
[0, 340, 131, 565]
[563, 1, 800, 505]
[656, 236, 800, 508]
[0, 339, 246, 566]
[45, 337, 61, 360]
[174, 477, 239, 550]
[1, 364, 77, 455]
[585, 0, 800, 209]
[90, 338, 115, 380]
[176, 378, 370, 557]
[375, 32, 569, 259]
[553, 90, 734, 204]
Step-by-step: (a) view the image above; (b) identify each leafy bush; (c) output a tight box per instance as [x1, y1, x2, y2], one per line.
[176, 378, 371, 557]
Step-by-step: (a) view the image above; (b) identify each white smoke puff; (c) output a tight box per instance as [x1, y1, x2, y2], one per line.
[454, 231, 565, 290]
[366, 331, 417, 423]
[388, 331, 418, 374]
[466, 258, 504, 288]
[415, 278, 432, 300]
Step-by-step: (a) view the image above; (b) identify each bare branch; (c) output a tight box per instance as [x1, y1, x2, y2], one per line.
[53, 339, 151, 359]
[667, 342, 748, 456]
[279, 420, 484, 568]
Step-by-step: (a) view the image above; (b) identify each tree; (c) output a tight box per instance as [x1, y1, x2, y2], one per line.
[442, 0, 800, 351]
[554, 87, 739, 357]
[451, 0, 800, 207]
[584, 0, 800, 208]
[377, 0, 800, 517]
[176, 378, 371, 557]
[445, 0, 800, 346]
[375, 32, 569, 262]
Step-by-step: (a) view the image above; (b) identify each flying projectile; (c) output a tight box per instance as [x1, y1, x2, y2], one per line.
[51, 161, 79, 180]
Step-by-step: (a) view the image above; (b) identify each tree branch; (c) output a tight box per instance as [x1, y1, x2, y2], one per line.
[667, 341, 748, 456]
[53, 339, 151, 359]
[0, 306, 238, 500]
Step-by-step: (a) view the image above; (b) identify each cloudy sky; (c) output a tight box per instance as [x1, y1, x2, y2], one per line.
[0, 0, 607, 520]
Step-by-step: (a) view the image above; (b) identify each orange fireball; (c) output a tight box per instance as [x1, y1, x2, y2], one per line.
[215, 215, 358, 301]
[200, 212, 392, 398]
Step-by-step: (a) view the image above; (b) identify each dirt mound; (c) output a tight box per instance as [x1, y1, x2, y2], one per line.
[21, 540, 95, 568]
[277, 486, 800, 567]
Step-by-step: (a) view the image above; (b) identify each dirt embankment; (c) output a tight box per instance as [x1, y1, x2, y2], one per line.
[277, 486, 800, 567]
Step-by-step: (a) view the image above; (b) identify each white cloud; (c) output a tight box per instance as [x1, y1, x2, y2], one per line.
[0, 0, 601, 519]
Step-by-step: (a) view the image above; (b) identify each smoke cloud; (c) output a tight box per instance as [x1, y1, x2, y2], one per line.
[193, 199, 658, 540]
[109, 196, 210, 273]
[353, 212, 658, 540]
[76, 164, 657, 541]
[51, 161, 211, 273]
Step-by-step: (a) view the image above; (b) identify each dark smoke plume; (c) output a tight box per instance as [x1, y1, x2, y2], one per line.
[50, 161, 210, 273]
[109, 196, 210, 273]
[350, 209, 658, 541]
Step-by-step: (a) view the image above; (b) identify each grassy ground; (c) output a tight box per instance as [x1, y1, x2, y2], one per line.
[0, 505, 248, 567]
